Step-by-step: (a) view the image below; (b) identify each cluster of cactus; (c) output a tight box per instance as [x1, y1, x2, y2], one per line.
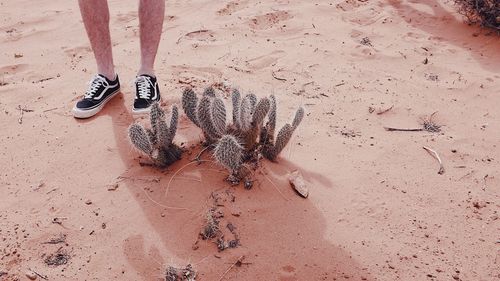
[128, 102, 182, 167]
[182, 86, 304, 177]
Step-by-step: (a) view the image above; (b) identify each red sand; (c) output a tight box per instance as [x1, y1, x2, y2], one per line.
[1, 0, 499, 280]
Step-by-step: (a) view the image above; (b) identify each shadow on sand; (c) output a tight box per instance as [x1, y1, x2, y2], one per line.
[99, 96, 373, 280]
[387, 0, 500, 73]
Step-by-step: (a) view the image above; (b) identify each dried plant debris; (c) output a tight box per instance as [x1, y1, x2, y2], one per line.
[360, 36, 373, 46]
[165, 264, 196, 281]
[181, 86, 304, 181]
[210, 189, 235, 206]
[200, 208, 220, 240]
[41, 233, 66, 245]
[425, 73, 439, 81]
[44, 248, 70, 267]
[420, 112, 442, 133]
[423, 146, 445, 175]
[128, 102, 182, 168]
[454, 0, 500, 30]
[199, 190, 240, 251]
[216, 222, 240, 251]
[216, 236, 240, 252]
[384, 112, 442, 133]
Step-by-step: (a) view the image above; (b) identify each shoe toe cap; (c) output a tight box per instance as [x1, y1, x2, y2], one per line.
[77, 99, 97, 109]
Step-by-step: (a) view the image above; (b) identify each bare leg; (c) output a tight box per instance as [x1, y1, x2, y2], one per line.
[138, 0, 165, 77]
[78, 0, 116, 80]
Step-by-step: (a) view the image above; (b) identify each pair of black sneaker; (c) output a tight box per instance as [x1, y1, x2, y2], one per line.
[72, 74, 160, 118]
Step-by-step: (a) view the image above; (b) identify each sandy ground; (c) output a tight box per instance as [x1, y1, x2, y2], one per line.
[1, 0, 499, 280]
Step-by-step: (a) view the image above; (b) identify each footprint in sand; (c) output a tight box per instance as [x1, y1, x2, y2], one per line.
[178, 29, 216, 44]
[0, 64, 30, 86]
[279, 265, 298, 281]
[248, 10, 292, 30]
[115, 11, 138, 24]
[245, 50, 285, 71]
[0, 64, 29, 75]
[0, 16, 59, 43]
[338, 1, 386, 26]
[63, 46, 92, 58]
[348, 30, 379, 59]
[217, 0, 249, 16]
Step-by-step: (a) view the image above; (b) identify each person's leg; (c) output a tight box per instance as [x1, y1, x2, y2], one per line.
[78, 0, 115, 80]
[138, 0, 165, 76]
[73, 0, 119, 119]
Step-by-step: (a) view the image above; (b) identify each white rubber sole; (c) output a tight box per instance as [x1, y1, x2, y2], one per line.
[131, 107, 152, 115]
[72, 89, 120, 119]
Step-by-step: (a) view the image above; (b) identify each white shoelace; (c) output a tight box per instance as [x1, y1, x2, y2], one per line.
[84, 75, 108, 99]
[134, 76, 151, 99]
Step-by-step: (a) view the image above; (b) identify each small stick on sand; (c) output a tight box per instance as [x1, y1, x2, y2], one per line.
[261, 168, 288, 201]
[217, 255, 245, 281]
[28, 268, 48, 280]
[377, 105, 394, 115]
[42, 107, 58, 113]
[190, 145, 212, 163]
[271, 71, 287, 81]
[17, 105, 33, 124]
[165, 160, 217, 197]
[384, 127, 423, 132]
[422, 146, 445, 175]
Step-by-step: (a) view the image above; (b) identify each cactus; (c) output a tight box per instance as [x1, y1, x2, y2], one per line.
[149, 103, 162, 145]
[261, 104, 304, 161]
[243, 97, 270, 150]
[203, 86, 215, 97]
[292, 106, 304, 130]
[231, 89, 241, 130]
[210, 97, 227, 136]
[252, 97, 270, 127]
[197, 96, 220, 142]
[179, 86, 304, 178]
[129, 123, 153, 155]
[128, 103, 182, 167]
[246, 93, 257, 109]
[260, 95, 276, 145]
[157, 105, 178, 147]
[168, 105, 179, 142]
[182, 88, 199, 126]
[239, 95, 254, 132]
[267, 95, 277, 135]
[213, 135, 243, 175]
[262, 123, 293, 161]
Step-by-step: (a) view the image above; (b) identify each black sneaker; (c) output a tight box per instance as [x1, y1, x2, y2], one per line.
[133, 74, 161, 114]
[72, 74, 120, 119]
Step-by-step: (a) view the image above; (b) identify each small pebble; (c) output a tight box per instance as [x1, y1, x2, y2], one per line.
[25, 271, 37, 280]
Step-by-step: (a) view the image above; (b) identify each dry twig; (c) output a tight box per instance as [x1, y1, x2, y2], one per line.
[217, 256, 245, 281]
[423, 146, 445, 174]
[377, 105, 394, 115]
[272, 71, 287, 81]
[190, 145, 212, 163]
[27, 268, 48, 280]
[17, 105, 33, 124]
[384, 127, 423, 132]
